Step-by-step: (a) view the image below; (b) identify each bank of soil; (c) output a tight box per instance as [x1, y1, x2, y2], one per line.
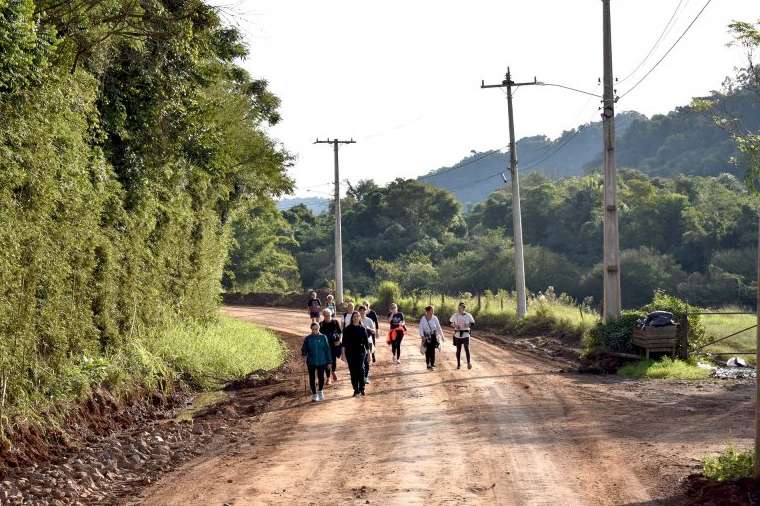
[0, 331, 303, 506]
[137, 306, 753, 505]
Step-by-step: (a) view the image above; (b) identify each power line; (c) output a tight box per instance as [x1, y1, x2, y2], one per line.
[618, 0, 713, 100]
[422, 146, 509, 179]
[538, 82, 602, 98]
[618, 0, 688, 84]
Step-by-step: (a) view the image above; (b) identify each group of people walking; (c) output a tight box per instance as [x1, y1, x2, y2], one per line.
[301, 292, 476, 402]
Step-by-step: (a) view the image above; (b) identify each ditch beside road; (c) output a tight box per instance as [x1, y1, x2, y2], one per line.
[137, 306, 754, 505]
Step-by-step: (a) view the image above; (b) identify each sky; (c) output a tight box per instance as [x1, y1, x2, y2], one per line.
[210, 0, 759, 198]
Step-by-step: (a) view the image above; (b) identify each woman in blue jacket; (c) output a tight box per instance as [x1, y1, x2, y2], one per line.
[301, 322, 332, 402]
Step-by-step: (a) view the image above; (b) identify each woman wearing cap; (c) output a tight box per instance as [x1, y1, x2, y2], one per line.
[387, 303, 406, 364]
[419, 305, 443, 370]
[325, 294, 337, 316]
[450, 302, 475, 370]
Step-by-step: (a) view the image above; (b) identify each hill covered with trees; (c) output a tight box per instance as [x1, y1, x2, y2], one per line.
[419, 88, 758, 206]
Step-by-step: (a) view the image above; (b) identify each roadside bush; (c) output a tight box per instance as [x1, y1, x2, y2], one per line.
[583, 311, 642, 353]
[376, 281, 401, 313]
[702, 446, 754, 481]
[583, 291, 706, 354]
[641, 290, 706, 351]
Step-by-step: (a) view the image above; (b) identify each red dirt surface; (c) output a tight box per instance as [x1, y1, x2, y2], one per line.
[135, 306, 755, 505]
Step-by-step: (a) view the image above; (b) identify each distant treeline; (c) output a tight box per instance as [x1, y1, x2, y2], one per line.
[236, 171, 759, 309]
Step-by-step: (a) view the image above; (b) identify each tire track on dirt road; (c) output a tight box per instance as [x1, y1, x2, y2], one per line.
[137, 306, 658, 505]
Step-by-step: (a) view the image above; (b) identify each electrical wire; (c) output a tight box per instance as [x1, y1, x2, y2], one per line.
[538, 82, 602, 98]
[618, 0, 713, 100]
[422, 146, 510, 179]
[617, 0, 688, 84]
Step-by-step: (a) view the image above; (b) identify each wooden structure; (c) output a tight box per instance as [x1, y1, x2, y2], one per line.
[632, 326, 679, 359]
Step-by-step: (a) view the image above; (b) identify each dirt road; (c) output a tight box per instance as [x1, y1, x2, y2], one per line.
[138, 306, 754, 505]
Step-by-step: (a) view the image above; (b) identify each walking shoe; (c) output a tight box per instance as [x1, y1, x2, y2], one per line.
[318, 391, 325, 401]
[311, 394, 318, 402]
[468, 363, 472, 370]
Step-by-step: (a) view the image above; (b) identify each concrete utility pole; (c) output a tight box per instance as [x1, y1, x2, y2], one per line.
[755, 209, 760, 478]
[482, 68, 539, 319]
[602, 0, 621, 322]
[314, 138, 355, 306]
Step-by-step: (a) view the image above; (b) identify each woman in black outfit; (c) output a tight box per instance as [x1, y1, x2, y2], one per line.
[342, 311, 370, 396]
[319, 309, 342, 384]
[388, 303, 405, 364]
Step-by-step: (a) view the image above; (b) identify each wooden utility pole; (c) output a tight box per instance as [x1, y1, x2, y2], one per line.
[314, 138, 355, 306]
[482, 68, 539, 319]
[602, 0, 621, 322]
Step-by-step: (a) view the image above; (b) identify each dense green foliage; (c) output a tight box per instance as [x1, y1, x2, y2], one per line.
[702, 446, 754, 481]
[0, 0, 290, 433]
[583, 291, 707, 355]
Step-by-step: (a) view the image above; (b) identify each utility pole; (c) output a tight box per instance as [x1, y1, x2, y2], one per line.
[314, 138, 355, 306]
[482, 68, 539, 319]
[602, 0, 621, 322]
[756, 209, 760, 478]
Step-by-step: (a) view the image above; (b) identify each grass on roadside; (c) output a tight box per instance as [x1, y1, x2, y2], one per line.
[702, 446, 754, 481]
[1, 314, 285, 443]
[617, 357, 711, 380]
[145, 315, 286, 390]
[701, 307, 757, 363]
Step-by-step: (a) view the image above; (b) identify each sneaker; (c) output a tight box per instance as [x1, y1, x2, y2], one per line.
[456, 364, 461, 370]
[311, 394, 318, 402]
[360, 390, 366, 396]
[325, 376, 331, 386]
[468, 363, 472, 370]
[352, 391, 358, 397]
[332, 372, 338, 382]
[427, 366, 432, 370]
[372, 354, 376, 363]
[318, 391, 325, 401]
[364, 377, 370, 384]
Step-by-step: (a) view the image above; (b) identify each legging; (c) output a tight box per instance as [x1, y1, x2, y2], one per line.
[308, 364, 326, 394]
[391, 330, 404, 359]
[425, 341, 437, 367]
[347, 354, 366, 393]
[455, 337, 470, 366]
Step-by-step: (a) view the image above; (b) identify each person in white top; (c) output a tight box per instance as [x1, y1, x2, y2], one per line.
[450, 302, 475, 370]
[358, 305, 376, 384]
[419, 305, 443, 370]
[342, 301, 355, 328]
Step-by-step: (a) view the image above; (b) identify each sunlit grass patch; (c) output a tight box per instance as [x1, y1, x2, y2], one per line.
[146, 315, 286, 390]
[617, 357, 711, 380]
